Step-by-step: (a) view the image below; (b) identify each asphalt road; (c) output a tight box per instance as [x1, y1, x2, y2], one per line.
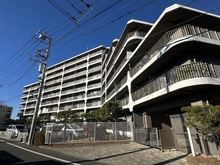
[0, 138, 106, 165]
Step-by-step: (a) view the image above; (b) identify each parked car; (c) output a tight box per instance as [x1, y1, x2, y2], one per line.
[6, 124, 27, 137]
[61, 124, 84, 138]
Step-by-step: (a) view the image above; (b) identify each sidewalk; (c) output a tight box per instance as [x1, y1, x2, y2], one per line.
[42, 142, 189, 165]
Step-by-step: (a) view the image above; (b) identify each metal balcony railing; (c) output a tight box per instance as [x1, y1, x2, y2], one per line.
[116, 95, 129, 107]
[62, 78, 86, 87]
[132, 62, 218, 101]
[88, 74, 101, 80]
[87, 101, 101, 107]
[64, 63, 87, 73]
[88, 66, 101, 73]
[130, 24, 220, 77]
[89, 50, 102, 58]
[47, 65, 63, 74]
[87, 91, 101, 97]
[46, 72, 62, 80]
[106, 75, 127, 100]
[46, 78, 62, 86]
[87, 83, 101, 89]
[41, 100, 59, 105]
[43, 92, 59, 98]
[65, 56, 87, 67]
[44, 85, 60, 92]
[89, 58, 101, 65]
[107, 55, 128, 87]
[63, 71, 87, 80]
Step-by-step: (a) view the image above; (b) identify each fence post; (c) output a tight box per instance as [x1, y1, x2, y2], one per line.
[94, 122, 96, 142]
[49, 123, 53, 145]
[115, 122, 117, 141]
[187, 127, 195, 156]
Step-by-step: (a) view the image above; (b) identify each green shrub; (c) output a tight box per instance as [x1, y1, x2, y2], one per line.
[34, 131, 45, 146]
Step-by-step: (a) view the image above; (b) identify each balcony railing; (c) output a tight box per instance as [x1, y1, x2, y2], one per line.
[88, 74, 101, 80]
[89, 50, 102, 58]
[88, 66, 101, 73]
[43, 93, 59, 98]
[116, 95, 129, 107]
[63, 71, 87, 80]
[63, 78, 86, 87]
[26, 104, 36, 108]
[87, 91, 101, 97]
[46, 78, 62, 86]
[48, 107, 58, 112]
[41, 100, 59, 105]
[106, 75, 127, 100]
[25, 110, 34, 114]
[64, 63, 87, 73]
[61, 87, 85, 94]
[132, 62, 218, 101]
[47, 65, 63, 74]
[60, 95, 85, 102]
[44, 85, 60, 92]
[65, 56, 87, 67]
[46, 72, 62, 80]
[87, 101, 101, 107]
[87, 83, 101, 89]
[89, 58, 101, 65]
[130, 24, 220, 77]
[107, 54, 128, 87]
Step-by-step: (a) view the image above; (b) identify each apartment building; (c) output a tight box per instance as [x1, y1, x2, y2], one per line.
[20, 3, 220, 147]
[0, 104, 13, 126]
[19, 46, 106, 119]
[101, 4, 220, 152]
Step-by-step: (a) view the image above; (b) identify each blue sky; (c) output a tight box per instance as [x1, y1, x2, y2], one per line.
[0, 0, 220, 119]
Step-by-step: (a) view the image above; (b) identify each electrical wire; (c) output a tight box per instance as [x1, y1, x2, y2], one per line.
[0, 37, 34, 70]
[103, 4, 220, 72]
[0, 39, 39, 73]
[48, 0, 79, 24]
[1, 60, 37, 85]
[53, 0, 155, 46]
[4, 61, 38, 87]
[51, 0, 120, 46]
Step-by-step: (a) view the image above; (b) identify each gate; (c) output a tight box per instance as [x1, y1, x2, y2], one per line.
[170, 114, 191, 153]
[133, 127, 160, 148]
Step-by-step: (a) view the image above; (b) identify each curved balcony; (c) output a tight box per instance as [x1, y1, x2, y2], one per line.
[106, 75, 127, 100]
[105, 31, 146, 71]
[130, 24, 220, 77]
[132, 62, 218, 101]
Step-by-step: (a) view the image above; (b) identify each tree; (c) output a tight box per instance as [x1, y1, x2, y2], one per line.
[82, 101, 123, 122]
[181, 105, 220, 158]
[53, 109, 79, 141]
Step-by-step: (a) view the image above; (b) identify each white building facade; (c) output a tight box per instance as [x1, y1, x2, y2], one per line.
[20, 4, 220, 131]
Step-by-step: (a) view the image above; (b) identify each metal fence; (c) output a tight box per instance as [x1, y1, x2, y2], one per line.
[133, 128, 160, 148]
[45, 122, 134, 145]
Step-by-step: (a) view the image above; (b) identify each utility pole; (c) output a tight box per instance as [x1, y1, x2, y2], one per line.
[27, 32, 51, 145]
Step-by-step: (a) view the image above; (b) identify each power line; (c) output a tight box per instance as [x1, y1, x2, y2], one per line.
[0, 39, 40, 73]
[1, 61, 37, 85]
[53, 0, 155, 46]
[51, 0, 120, 46]
[0, 37, 34, 70]
[3, 61, 38, 87]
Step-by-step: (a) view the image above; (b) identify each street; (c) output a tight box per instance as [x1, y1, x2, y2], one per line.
[0, 138, 105, 165]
